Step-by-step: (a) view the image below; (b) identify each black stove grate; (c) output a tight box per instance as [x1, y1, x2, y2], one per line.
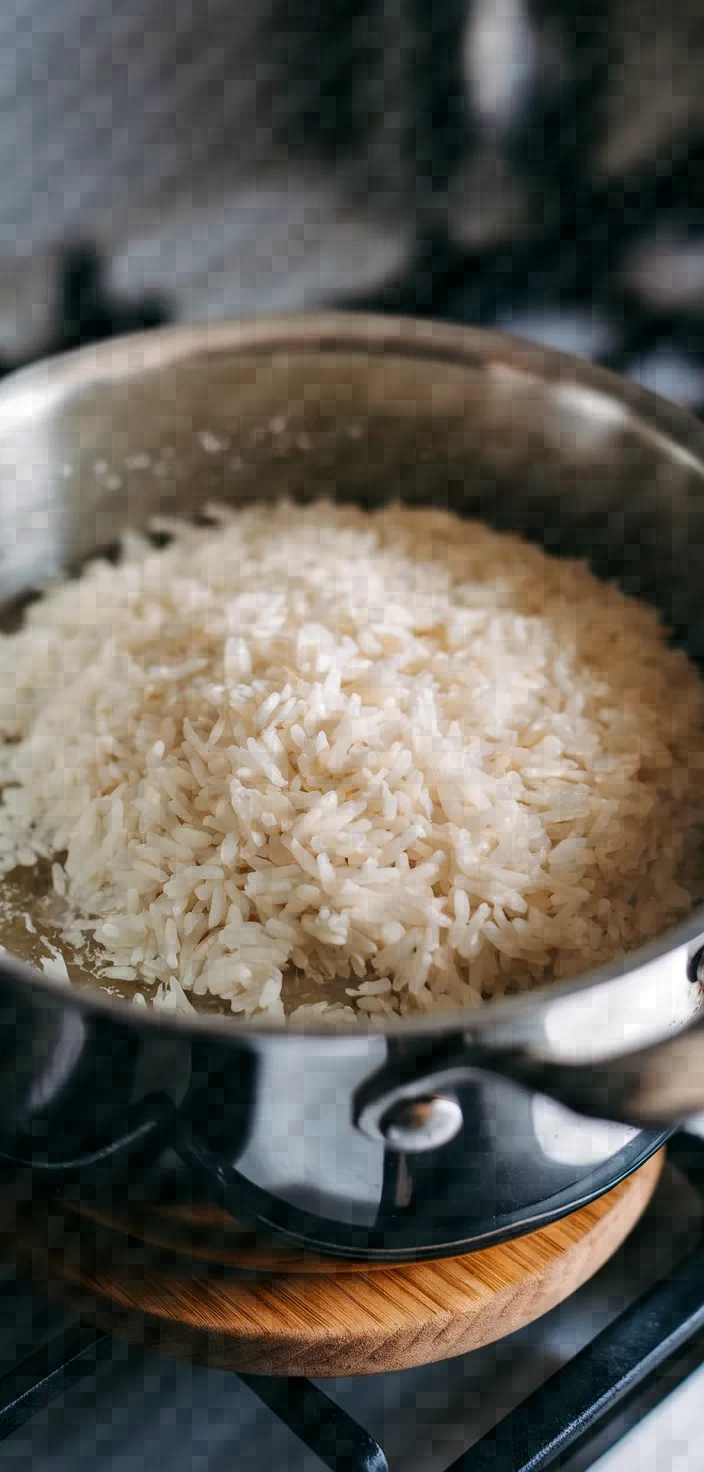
[345, 142, 704, 425]
[451, 1133, 704, 1472]
[5, 235, 704, 423]
[1, 1134, 704, 1472]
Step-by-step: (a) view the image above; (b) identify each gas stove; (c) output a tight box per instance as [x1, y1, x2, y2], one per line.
[1, 1133, 704, 1471]
[1, 245, 704, 1472]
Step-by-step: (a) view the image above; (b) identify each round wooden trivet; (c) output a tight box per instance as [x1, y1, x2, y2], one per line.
[0, 1151, 663, 1378]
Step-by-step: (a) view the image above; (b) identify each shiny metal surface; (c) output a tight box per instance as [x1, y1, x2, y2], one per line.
[0, 313, 701, 1255]
[376, 1096, 464, 1154]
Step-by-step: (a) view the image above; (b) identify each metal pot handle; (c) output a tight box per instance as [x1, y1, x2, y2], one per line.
[354, 1005, 704, 1153]
[491, 1012, 704, 1129]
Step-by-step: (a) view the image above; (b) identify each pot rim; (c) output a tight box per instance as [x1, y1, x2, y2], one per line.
[2, 309, 704, 1042]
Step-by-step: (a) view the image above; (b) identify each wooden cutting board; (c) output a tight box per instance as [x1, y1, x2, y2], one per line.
[0, 1151, 664, 1378]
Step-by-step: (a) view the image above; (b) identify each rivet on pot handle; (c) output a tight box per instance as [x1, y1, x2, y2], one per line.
[356, 1073, 467, 1152]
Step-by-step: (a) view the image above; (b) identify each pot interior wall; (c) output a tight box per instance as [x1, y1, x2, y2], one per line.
[0, 336, 703, 999]
[3, 345, 704, 642]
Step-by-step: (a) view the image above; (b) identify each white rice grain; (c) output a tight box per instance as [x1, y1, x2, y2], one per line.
[0, 497, 702, 1022]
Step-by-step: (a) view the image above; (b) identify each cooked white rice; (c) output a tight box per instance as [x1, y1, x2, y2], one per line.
[0, 497, 702, 1024]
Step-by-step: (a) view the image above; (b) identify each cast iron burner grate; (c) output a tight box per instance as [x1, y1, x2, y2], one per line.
[4, 236, 704, 423]
[0, 1134, 703, 1471]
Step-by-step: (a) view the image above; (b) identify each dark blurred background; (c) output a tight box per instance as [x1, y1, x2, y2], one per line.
[1, 0, 703, 410]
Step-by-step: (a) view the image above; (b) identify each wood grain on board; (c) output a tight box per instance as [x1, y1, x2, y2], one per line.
[0, 1151, 663, 1378]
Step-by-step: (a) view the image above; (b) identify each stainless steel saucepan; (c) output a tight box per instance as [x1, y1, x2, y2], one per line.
[0, 312, 703, 1261]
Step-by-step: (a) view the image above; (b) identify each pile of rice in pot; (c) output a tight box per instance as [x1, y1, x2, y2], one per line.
[0, 498, 702, 1024]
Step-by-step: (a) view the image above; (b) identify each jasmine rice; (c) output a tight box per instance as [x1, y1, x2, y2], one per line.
[0, 498, 702, 1024]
